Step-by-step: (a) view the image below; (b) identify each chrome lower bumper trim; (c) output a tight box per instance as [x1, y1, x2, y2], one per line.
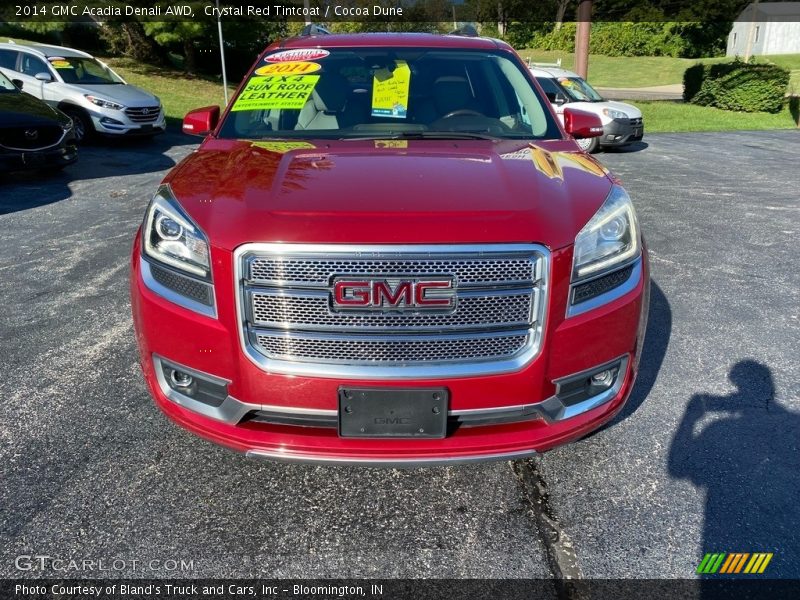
[244, 448, 538, 468]
[154, 354, 629, 429]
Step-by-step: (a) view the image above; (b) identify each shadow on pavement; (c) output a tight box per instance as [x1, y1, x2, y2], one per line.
[615, 280, 671, 424]
[0, 129, 195, 215]
[668, 360, 800, 579]
[604, 141, 649, 154]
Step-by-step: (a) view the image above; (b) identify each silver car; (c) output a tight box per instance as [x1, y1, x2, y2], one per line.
[0, 41, 165, 142]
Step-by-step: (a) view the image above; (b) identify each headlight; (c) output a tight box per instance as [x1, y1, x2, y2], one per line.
[85, 95, 125, 110]
[602, 107, 628, 120]
[142, 186, 211, 280]
[572, 185, 640, 281]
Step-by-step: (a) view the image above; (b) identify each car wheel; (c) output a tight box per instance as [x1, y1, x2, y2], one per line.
[63, 108, 93, 143]
[576, 136, 600, 154]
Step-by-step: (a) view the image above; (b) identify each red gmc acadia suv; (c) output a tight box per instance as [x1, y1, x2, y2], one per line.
[130, 32, 650, 466]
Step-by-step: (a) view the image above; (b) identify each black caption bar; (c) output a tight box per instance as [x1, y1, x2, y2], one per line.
[3, 579, 800, 600]
[3, 0, 797, 24]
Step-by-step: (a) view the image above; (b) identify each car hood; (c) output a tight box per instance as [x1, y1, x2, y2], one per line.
[165, 138, 615, 251]
[560, 100, 642, 120]
[0, 90, 68, 127]
[75, 84, 158, 107]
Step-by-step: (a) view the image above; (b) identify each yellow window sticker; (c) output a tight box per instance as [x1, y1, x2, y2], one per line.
[49, 59, 73, 69]
[255, 62, 321, 76]
[249, 141, 316, 153]
[371, 61, 410, 119]
[374, 140, 408, 149]
[231, 75, 320, 111]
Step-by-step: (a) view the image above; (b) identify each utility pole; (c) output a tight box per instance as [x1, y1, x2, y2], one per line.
[574, 0, 593, 79]
[215, 0, 228, 105]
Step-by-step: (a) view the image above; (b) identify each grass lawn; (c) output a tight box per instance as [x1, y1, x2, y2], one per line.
[640, 101, 798, 132]
[517, 49, 800, 92]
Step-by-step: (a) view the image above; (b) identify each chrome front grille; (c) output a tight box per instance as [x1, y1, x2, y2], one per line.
[255, 332, 530, 364]
[250, 289, 536, 331]
[235, 244, 548, 378]
[125, 106, 160, 123]
[248, 256, 535, 287]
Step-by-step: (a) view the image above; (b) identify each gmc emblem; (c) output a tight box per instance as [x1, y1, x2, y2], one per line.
[332, 278, 456, 311]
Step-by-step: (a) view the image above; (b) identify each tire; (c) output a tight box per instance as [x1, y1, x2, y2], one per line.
[62, 108, 94, 143]
[576, 136, 600, 154]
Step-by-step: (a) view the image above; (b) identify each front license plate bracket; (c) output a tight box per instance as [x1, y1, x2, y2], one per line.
[338, 387, 449, 439]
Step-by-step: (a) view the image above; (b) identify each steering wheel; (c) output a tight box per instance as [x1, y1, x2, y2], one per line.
[441, 109, 485, 119]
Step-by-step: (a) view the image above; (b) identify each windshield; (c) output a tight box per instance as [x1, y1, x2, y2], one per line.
[219, 48, 560, 140]
[0, 70, 18, 93]
[48, 57, 123, 85]
[558, 77, 603, 102]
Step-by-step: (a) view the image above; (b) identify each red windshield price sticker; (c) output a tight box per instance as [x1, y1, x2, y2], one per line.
[265, 49, 330, 63]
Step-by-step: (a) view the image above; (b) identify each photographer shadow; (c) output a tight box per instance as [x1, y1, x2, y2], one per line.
[667, 360, 800, 578]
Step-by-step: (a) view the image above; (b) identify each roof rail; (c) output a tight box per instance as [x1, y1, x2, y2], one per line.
[527, 58, 562, 68]
[300, 24, 331, 36]
[449, 24, 479, 37]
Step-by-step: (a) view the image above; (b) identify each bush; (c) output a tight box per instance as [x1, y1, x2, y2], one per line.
[529, 21, 729, 59]
[504, 22, 539, 50]
[683, 63, 706, 102]
[533, 23, 576, 52]
[686, 60, 790, 113]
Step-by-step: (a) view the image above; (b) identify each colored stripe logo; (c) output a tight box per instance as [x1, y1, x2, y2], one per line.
[697, 552, 773, 574]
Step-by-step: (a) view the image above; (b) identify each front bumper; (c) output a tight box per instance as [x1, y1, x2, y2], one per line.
[89, 108, 166, 137]
[601, 118, 644, 147]
[131, 237, 650, 466]
[0, 141, 78, 172]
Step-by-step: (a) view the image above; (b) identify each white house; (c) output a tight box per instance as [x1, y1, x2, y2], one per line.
[727, 2, 800, 56]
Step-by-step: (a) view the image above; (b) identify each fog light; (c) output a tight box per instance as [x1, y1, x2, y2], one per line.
[156, 356, 229, 408]
[170, 369, 193, 388]
[590, 369, 614, 388]
[554, 358, 625, 409]
[100, 117, 123, 125]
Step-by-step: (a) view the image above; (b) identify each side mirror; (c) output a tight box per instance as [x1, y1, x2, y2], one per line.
[183, 106, 220, 136]
[34, 72, 53, 82]
[554, 93, 568, 106]
[563, 107, 603, 140]
[11, 79, 23, 90]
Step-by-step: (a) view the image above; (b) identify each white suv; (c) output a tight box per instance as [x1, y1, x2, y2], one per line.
[0, 41, 165, 142]
[530, 65, 643, 153]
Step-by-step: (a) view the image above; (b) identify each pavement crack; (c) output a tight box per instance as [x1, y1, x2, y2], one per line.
[512, 457, 584, 595]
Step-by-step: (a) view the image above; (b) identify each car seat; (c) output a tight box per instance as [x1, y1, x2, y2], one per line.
[295, 74, 349, 130]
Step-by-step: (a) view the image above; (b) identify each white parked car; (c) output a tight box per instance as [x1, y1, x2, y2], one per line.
[0, 41, 166, 142]
[530, 64, 643, 153]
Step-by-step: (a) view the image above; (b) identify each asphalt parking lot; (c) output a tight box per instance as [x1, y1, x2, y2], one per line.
[0, 129, 798, 581]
